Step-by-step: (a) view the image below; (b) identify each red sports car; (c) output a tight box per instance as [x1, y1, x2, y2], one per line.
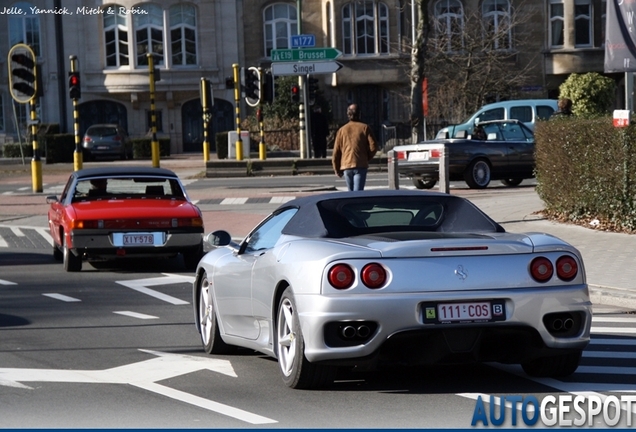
[46, 166, 204, 272]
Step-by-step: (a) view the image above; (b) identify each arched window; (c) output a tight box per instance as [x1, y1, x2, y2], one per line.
[134, 3, 165, 66]
[264, 4, 298, 57]
[482, 0, 511, 50]
[342, 1, 389, 55]
[574, 0, 592, 47]
[170, 4, 197, 66]
[103, 4, 129, 67]
[9, 2, 41, 56]
[434, 0, 464, 52]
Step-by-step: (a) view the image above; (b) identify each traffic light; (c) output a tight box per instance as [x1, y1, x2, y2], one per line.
[68, 71, 81, 99]
[291, 84, 300, 103]
[307, 77, 319, 105]
[262, 71, 274, 104]
[8, 44, 37, 103]
[200, 77, 213, 112]
[243, 66, 261, 107]
[225, 77, 234, 89]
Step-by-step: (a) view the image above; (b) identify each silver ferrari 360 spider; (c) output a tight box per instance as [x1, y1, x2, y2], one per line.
[192, 190, 591, 389]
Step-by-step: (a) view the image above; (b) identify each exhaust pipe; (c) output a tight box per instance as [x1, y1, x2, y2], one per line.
[341, 326, 357, 339]
[356, 325, 371, 338]
[563, 318, 574, 330]
[551, 318, 563, 331]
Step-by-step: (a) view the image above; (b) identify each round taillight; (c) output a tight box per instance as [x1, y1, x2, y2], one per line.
[328, 264, 355, 289]
[361, 263, 387, 289]
[556, 255, 578, 281]
[530, 257, 553, 283]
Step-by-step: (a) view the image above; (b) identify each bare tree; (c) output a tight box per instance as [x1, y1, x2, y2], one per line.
[411, 1, 540, 130]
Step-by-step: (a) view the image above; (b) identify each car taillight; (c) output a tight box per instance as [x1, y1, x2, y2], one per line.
[361, 263, 386, 289]
[396, 151, 407, 160]
[530, 257, 553, 282]
[84, 137, 92, 142]
[176, 217, 203, 227]
[430, 149, 442, 158]
[328, 264, 355, 289]
[71, 220, 99, 229]
[113, 135, 122, 141]
[556, 256, 578, 281]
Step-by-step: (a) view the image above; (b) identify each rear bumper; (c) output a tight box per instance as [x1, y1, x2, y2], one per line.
[70, 229, 203, 258]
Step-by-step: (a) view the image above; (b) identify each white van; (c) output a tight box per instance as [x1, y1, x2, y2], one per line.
[436, 99, 558, 139]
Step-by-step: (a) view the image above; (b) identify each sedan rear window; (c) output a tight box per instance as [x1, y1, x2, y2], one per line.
[73, 177, 185, 201]
[86, 127, 118, 137]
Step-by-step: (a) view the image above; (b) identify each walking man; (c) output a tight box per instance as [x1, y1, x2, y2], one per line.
[332, 104, 378, 191]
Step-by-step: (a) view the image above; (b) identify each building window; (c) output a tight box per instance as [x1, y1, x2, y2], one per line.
[482, 0, 511, 50]
[342, 1, 390, 55]
[434, 0, 464, 52]
[8, 2, 41, 56]
[104, 4, 129, 67]
[135, 4, 165, 67]
[549, 0, 564, 47]
[575, 0, 592, 47]
[170, 4, 197, 66]
[601, 0, 606, 47]
[264, 4, 298, 57]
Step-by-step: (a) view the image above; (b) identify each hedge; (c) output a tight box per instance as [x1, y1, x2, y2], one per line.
[535, 117, 636, 231]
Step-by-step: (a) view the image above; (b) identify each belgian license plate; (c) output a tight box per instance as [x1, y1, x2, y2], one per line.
[422, 301, 506, 324]
[113, 232, 164, 247]
[408, 151, 429, 161]
[96, 146, 109, 150]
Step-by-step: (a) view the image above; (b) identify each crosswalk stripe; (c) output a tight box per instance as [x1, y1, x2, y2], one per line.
[113, 311, 158, 320]
[590, 338, 636, 346]
[35, 227, 53, 246]
[10, 227, 24, 237]
[593, 316, 636, 323]
[591, 326, 636, 335]
[0, 236, 7, 247]
[269, 196, 295, 204]
[42, 293, 81, 302]
[220, 197, 249, 205]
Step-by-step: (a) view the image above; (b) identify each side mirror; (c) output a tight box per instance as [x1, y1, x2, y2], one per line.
[204, 230, 232, 247]
[46, 195, 59, 204]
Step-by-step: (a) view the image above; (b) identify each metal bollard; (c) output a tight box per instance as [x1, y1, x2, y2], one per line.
[439, 144, 450, 194]
[388, 150, 399, 190]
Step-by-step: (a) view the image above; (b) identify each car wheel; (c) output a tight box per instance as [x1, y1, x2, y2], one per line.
[62, 235, 82, 272]
[411, 177, 437, 189]
[276, 287, 336, 389]
[53, 243, 63, 261]
[464, 159, 491, 189]
[197, 271, 235, 354]
[183, 244, 203, 271]
[501, 178, 523, 187]
[521, 351, 582, 377]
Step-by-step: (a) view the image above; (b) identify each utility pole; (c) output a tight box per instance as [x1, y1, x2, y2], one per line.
[147, 53, 160, 168]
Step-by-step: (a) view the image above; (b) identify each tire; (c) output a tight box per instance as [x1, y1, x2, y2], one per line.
[412, 177, 437, 189]
[62, 235, 82, 272]
[53, 243, 63, 261]
[197, 271, 235, 354]
[501, 178, 523, 187]
[276, 287, 336, 389]
[183, 243, 203, 271]
[464, 159, 491, 189]
[521, 351, 582, 378]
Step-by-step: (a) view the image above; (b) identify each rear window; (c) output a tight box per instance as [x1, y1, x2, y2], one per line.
[510, 106, 532, 123]
[73, 177, 186, 201]
[87, 127, 118, 137]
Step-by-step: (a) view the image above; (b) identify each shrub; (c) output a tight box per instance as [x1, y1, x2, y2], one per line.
[558, 73, 616, 117]
[131, 138, 170, 159]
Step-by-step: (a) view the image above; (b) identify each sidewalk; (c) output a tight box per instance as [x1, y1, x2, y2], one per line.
[1, 155, 635, 310]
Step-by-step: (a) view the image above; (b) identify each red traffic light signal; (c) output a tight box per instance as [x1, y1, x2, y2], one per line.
[291, 84, 300, 103]
[68, 72, 81, 99]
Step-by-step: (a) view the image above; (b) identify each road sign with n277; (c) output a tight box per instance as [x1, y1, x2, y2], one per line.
[271, 48, 342, 62]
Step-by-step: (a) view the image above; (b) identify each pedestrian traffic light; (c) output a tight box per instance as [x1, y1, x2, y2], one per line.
[307, 77, 319, 105]
[8, 44, 37, 103]
[200, 77, 213, 112]
[68, 71, 81, 99]
[243, 66, 261, 107]
[225, 77, 235, 89]
[291, 84, 300, 103]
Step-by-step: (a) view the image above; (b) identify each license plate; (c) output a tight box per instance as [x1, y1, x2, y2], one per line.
[112, 232, 165, 247]
[96, 146, 109, 150]
[408, 151, 429, 161]
[422, 301, 506, 324]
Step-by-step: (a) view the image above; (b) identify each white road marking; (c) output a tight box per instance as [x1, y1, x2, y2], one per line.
[0, 236, 7, 247]
[10, 227, 24, 237]
[590, 326, 636, 335]
[593, 316, 636, 323]
[34, 227, 53, 246]
[591, 338, 636, 346]
[220, 197, 248, 205]
[0, 349, 277, 424]
[269, 196, 295, 204]
[116, 273, 194, 305]
[42, 293, 81, 302]
[113, 311, 158, 320]
[0, 279, 18, 285]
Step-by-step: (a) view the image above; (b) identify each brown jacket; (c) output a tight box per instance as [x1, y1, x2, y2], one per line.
[332, 120, 378, 173]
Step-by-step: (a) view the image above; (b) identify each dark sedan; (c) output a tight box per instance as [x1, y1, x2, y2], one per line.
[393, 120, 535, 189]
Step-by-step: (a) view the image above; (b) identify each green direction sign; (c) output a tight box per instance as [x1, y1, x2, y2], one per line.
[271, 48, 342, 62]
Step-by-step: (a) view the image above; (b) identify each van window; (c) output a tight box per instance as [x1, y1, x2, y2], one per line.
[536, 105, 556, 120]
[478, 108, 505, 122]
[510, 106, 532, 123]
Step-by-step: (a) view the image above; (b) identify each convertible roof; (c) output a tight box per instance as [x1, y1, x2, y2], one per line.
[280, 190, 504, 238]
[73, 166, 179, 179]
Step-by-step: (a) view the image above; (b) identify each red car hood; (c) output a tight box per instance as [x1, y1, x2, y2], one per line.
[68, 199, 201, 220]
